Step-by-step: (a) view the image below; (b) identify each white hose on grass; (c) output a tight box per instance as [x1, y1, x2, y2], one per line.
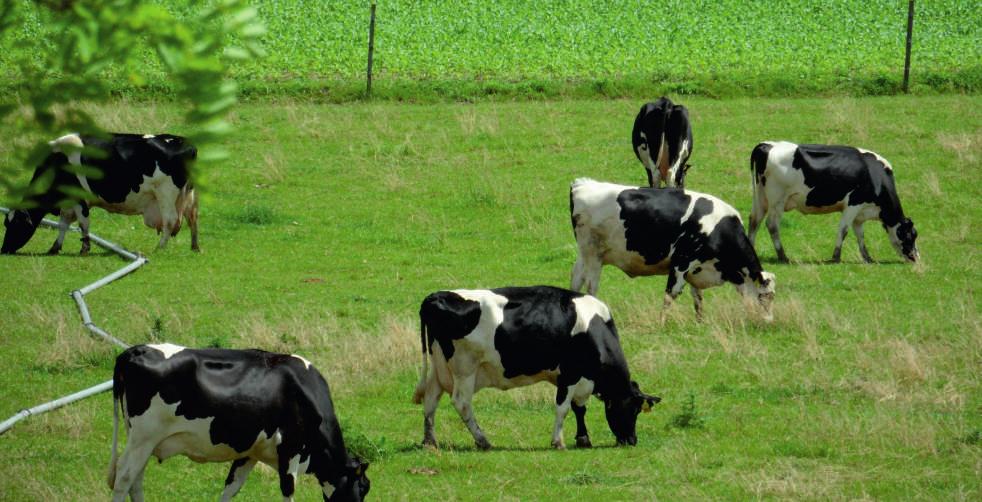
[0, 206, 145, 435]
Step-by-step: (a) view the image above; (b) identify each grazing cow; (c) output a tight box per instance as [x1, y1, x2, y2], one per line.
[570, 178, 775, 321]
[108, 344, 370, 502]
[632, 97, 693, 187]
[748, 141, 919, 263]
[413, 286, 659, 450]
[1, 132, 199, 255]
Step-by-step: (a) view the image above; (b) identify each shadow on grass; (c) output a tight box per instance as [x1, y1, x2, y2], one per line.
[759, 256, 908, 266]
[397, 442, 622, 453]
[4, 250, 117, 258]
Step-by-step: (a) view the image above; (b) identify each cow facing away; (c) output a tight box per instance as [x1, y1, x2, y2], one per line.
[1, 133, 199, 255]
[632, 97, 693, 187]
[570, 178, 775, 321]
[108, 344, 370, 502]
[413, 286, 659, 450]
[748, 141, 919, 263]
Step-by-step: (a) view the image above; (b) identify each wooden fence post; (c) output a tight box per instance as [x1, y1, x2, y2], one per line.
[903, 0, 915, 93]
[367, 1, 377, 97]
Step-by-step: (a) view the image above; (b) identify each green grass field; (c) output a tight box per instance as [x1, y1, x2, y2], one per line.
[0, 95, 980, 500]
[3, 0, 981, 99]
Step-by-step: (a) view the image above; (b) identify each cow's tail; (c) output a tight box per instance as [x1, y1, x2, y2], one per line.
[749, 143, 772, 234]
[107, 390, 120, 490]
[412, 312, 429, 404]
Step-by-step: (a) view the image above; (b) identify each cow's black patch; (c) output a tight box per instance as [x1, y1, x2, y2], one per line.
[791, 144, 907, 226]
[419, 291, 482, 360]
[617, 188, 690, 265]
[490, 286, 583, 378]
[113, 345, 358, 489]
[751, 142, 772, 187]
[618, 188, 766, 286]
[81, 133, 195, 203]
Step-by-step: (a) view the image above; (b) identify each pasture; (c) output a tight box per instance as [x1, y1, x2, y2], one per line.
[0, 94, 979, 500]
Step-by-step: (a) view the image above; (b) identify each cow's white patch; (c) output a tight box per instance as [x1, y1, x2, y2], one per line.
[142, 134, 156, 139]
[857, 147, 893, 171]
[291, 355, 312, 369]
[287, 452, 311, 476]
[129, 394, 283, 465]
[571, 295, 611, 335]
[321, 480, 336, 498]
[147, 343, 185, 359]
[666, 138, 690, 186]
[49, 133, 83, 165]
[679, 192, 741, 236]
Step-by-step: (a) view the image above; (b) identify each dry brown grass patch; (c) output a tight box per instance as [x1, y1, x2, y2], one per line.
[937, 131, 980, 164]
[30, 304, 112, 370]
[746, 459, 846, 500]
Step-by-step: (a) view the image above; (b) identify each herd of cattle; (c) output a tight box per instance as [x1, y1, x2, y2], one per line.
[1, 97, 920, 501]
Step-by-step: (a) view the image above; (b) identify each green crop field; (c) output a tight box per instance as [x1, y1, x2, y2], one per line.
[0, 95, 979, 500]
[2, 0, 981, 99]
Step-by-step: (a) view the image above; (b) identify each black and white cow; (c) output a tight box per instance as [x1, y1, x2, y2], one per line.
[413, 286, 659, 450]
[748, 141, 920, 263]
[570, 178, 776, 321]
[108, 344, 370, 502]
[1, 132, 199, 255]
[632, 97, 693, 187]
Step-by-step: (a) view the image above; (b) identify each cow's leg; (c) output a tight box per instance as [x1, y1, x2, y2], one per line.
[47, 210, 74, 255]
[832, 206, 861, 263]
[568, 379, 595, 448]
[853, 220, 873, 263]
[111, 442, 155, 502]
[128, 468, 146, 502]
[691, 287, 704, 321]
[221, 457, 257, 502]
[185, 191, 200, 252]
[551, 386, 575, 449]
[421, 370, 443, 447]
[571, 403, 590, 448]
[571, 254, 602, 295]
[765, 202, 788, 262]
[662, 265, 688, 315]
[277, 451, 299, 502]
[76, 203, 91, 255]
[451, 373, 490, 450]
[748, 186, 767, 245]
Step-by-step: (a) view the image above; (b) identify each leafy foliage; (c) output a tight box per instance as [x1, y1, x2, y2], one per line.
[0, 0, 265, 201]
[8, 0, 979, 100]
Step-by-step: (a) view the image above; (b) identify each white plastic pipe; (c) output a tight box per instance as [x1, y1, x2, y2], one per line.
[0, 380, 114, 435]
[0, 206, 147, 434]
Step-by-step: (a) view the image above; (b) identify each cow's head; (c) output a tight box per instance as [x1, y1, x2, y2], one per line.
[887, 218, 919, 263]
[1, 209, 43, 254]
[323, 457, 369, 502]
[755, 271, 776, 322]
[737, 270, 776, 322]
[603, 381, 660, 446]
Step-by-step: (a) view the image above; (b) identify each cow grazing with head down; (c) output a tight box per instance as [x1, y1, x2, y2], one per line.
[632, 97, 693, 188]
[2, 132, 199, 255]
[413, 286, 659, 450]
[570, 178, 775, 321]
[748, 141, 919, 263]
[108, 344, 370, 502]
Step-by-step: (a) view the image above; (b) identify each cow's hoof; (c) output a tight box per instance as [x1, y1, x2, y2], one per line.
[551, 440, 566, 450]
[422, 438, 438, 449]
[46, 247, 61, 255]
[575, 436, 592, 448]
[475, 438, 492, 451]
